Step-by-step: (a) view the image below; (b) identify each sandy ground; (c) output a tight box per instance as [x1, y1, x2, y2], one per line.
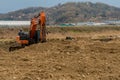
[0, 27, 120, 80]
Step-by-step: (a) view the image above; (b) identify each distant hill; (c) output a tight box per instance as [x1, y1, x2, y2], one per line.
[0, 7, 46, 21]
[0, 2, 120, 24]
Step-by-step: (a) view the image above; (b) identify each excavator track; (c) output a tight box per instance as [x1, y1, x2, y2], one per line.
[9, 42, 25, 52]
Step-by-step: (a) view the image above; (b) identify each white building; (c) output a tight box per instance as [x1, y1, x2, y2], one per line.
[0, 21, 30, 26]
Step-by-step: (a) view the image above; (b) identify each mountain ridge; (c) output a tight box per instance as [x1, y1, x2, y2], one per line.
[0, 2, 120, 24]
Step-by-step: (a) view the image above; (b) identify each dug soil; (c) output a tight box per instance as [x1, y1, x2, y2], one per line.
[0, 27, 120, 80]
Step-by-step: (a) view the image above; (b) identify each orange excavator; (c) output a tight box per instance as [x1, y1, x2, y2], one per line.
[9, 11, 46, 51]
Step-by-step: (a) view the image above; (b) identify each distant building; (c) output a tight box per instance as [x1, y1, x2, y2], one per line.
[59, 23, 75, 27]
[0, 21, 30, 26]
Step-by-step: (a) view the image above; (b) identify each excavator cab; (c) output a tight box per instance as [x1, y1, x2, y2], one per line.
[9, 30, 40, 52]
[16, 30, 40, 46]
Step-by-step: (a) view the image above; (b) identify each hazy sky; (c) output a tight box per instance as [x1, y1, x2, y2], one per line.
[0, 0, 120, 13]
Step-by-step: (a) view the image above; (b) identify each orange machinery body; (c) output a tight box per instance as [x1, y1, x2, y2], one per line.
[16, 36, 29, 44]
[30, 17, 38, 39]
[39, 11, 46, 26]
[39, 11, 46, 42]
[16, 11, 46, 45]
